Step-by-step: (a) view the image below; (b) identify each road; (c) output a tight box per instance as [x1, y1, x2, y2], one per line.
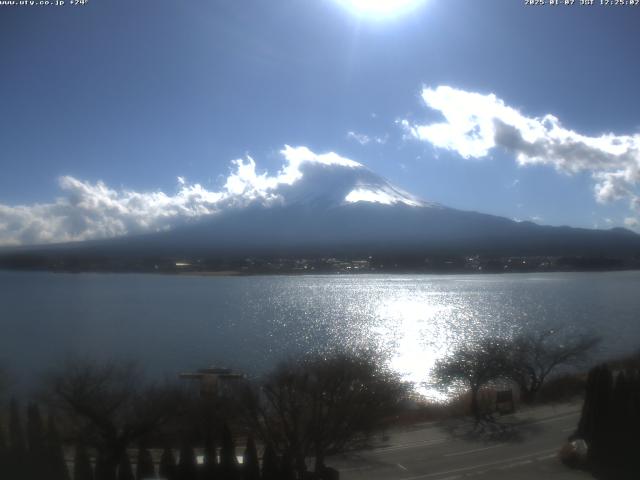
[330, 402, 591, 480]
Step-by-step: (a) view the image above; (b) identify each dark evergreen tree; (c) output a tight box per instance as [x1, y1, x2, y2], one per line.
[588, 365, 613, 465]
[159, 447, 177, 480]
[200, 436, 218, 480]
[74, 444, 94, 480]
[46, 413, 70, 480]
[576, 365, 598, 439]
[219, 424, 238, 480]
[9, 398, 27, 480]
[280, 449, 295, 480]
[576, 364, 640, 478]
[136, 445, 156, 480]
[577, 364, 613, 465]
[610, 372, 630, 465]
[612, 370, 639, 477]
[177, 442, 197, 480]
[260, 444, 279, 480]
[95, 450, 116, 480]
[27, 403, 47, 479]
[0, 417, 9, 479]
[241, 436, 259, 480]
[629, 369, 640, 475]
[117, 452, 135, 480]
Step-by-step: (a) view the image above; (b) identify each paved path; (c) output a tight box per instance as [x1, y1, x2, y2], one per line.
[330, 402, 591, 480]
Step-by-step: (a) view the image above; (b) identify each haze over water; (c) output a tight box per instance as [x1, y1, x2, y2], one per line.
[2, 270, 640, 397]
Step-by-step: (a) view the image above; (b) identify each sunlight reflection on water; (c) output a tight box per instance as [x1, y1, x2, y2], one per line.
[263, 273, 640, 400]
[2, 271, 640, 398]
[292, 276, 518, 399]
[374, 299, 454, 398]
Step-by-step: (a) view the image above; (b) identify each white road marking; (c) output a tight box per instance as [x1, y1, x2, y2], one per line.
[528, 411, 580, 425]
[375, 438, 448, 453]
[400, 448, 557, 480]
[497, 459, 533, 469]
[397, 463, 409, 471]
[339, 465, 374, 473]
[536, 453, 557, 461]
[443, 443, 504, 457]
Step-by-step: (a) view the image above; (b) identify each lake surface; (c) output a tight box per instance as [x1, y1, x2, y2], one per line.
[2, 270, 640, 396]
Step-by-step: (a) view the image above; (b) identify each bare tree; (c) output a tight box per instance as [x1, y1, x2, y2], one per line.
[434, 338, 511, 422]
[240, 351, 407, 476]
[506, 329, 600, 403]
[44, 359, 185, 480]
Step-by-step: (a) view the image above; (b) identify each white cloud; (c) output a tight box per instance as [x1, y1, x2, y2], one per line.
[347, 131, 371, 145]
[624, 217, 639, 228]
[0, 146, 363, 246]
[347, 131, 388, 145]
[404, 85, 640, 213]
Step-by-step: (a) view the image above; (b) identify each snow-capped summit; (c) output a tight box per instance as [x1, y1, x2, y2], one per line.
[225, 145, 429, 210]
[273, 156, 428, 209]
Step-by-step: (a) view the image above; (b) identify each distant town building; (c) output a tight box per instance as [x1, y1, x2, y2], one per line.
[179, 366, 244, 397]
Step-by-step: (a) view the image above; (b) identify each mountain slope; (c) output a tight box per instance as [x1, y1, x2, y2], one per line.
[1, 157, 639, 264]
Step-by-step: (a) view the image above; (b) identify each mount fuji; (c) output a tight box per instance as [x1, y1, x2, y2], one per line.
[2, 147, 640, 269]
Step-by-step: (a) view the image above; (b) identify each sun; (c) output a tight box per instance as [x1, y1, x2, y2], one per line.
[335, 0, 426, 18]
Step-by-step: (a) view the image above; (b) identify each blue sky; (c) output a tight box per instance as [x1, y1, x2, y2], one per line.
[1, 0, 640, 244]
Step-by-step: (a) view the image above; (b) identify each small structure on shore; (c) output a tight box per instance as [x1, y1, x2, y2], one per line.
[179, 366, 244, 397]
[495, 389, 516, 414]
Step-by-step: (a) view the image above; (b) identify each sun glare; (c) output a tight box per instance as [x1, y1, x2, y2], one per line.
[336, 0, 426, 18]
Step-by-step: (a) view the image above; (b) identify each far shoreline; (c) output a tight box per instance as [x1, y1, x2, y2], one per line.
[2, 266, 640, 277]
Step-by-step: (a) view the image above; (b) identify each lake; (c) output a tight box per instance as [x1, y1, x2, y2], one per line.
[2, 270, 640, 396]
